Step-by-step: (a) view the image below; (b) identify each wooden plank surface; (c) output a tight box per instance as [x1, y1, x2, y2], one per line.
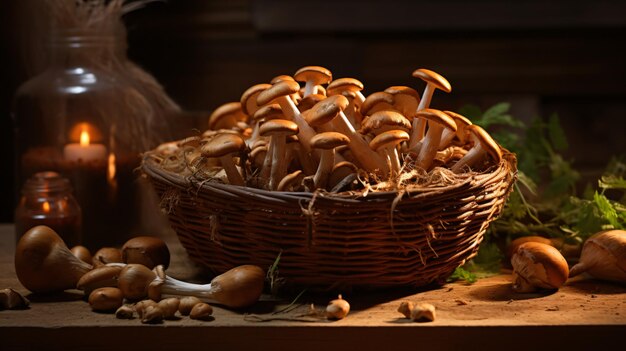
[1, 223, 625, 351]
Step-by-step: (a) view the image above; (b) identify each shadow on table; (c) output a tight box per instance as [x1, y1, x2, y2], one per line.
[467, 282, 558, 301]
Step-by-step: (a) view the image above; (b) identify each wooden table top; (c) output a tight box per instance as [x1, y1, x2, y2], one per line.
[1, 223, 625, 351]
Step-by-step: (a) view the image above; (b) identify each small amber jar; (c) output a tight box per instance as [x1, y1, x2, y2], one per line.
[14, 172, 82, 247]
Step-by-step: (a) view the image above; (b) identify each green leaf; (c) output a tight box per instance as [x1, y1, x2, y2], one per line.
[548, 113, 569, 151]
[594, 192, 620, 229]
[599, 175, 626, 191]
[447, 267, 477, 284]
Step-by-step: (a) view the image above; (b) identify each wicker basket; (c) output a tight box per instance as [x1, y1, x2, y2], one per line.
[143, 150, 517, 291]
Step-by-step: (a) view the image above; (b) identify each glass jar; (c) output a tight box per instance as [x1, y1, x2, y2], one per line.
[13, 27, 154, 250]
[14, 172, 82, 247]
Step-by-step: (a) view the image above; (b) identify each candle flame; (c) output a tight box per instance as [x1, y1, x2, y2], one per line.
[43, 201, 50, 213]
[80, 129, 90, 146]
[107, 152, 117, 184]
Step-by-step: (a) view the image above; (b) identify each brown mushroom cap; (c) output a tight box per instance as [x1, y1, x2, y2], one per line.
[298, 94, 327, 112]
[257, 80, 301, 106]
[277, 170, 305, 192]
[310, 132, 350, 150]
[412, 68, 452, 93]
[303, 95, 350, 127]
[360, 92, 395, 116]
[466, 124, 502, 162]
[294, 66, 332, 86]
[512, 242, 569, 290]
[360, 110, 412, 135]
[369, 130, 410, 151]
[208, 102, 247, 130]
[259, 119, 299, 137]
[416, 109, 457, 131]
[270, 75, 296, 84]
[252, 104, 284, 122]
[443, 111, 473, 142]
[200, 133, 246, 158]
[240, 83, 272, 116]
[327, 78, 364, 95]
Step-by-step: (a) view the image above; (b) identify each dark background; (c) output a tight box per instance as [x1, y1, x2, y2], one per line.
[1, 0, 626, 222]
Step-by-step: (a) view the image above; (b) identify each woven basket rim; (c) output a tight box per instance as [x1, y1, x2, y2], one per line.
[142, 148, 517, 204]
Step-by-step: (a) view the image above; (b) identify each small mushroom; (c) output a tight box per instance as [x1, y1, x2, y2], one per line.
[384, 86, 420, 120]
[134, 299, 158, 319]
[397, 301, 414, 319]
[369, 130, 410, 176]
[360, 110, 412, 137]
[327, 78, 366, 129]
[179, 296, 203, 316]
[439, 111, 472, 149]
[158, 297, 181, 319]
[142, 305, 164, 324]
[451, 124, 502, 173]
[200, 133, 247, 186]
[326, 294, 350, 320]
[569, 230, 626, 283]
[360, 91, 397, 117]
[117, 264, 157, 300]
[409, 68, 452, 148]
[92, 247, 123, 268]
[257, 80, 318, 154]
[122, 236, 171, 270]
[277, 170, 305, 192]
[414, 109, 457, 171]
[328, 161, 358, 191]
[76, 265, 123, 295]
[190, 302, 214, 320]
[208, 102, 247, 130]
[259, 119, 299, 190]
[294, 66, 332, 97]
[511, 242, 569, 293]
[70, 245, 92, 264]
[310, 132, 350, 190]
[115, 304, 135, 319]
[89, 287, 124, 312]
[304, 95, 386, 173]
[410, 303, 436, 322]
[0, 288, 30, 310]
[240, 83, 272, 118]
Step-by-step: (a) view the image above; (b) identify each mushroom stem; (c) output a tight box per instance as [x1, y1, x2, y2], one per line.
[269, 137, 288, 190]
[416, 123, 445, 170]
[157, 265, 265, 308]
[219, 155, 245, 186]
[277, 96, 318, 155]
[451, 145, 486, 173]
[333, 111, 387, 174]
[408, 84, 435, 149]
[313, 149, 335, 189]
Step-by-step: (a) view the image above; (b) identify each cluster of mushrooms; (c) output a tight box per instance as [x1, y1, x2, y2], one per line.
[152, 66, 503, 192]
[13, 225, 266, 323]
[507, 229, 626, 293]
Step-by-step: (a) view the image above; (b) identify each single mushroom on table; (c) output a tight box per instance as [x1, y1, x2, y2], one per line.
[294, 65, 332, 97]
[148, 264, 265, 309]
[259, 119, 299, 190]
[409, 68, 452, 149]
[369, 130, 410, 177]
[310, 132, 350, 190]
[15, 225, 92, 294]
[511, 242, 569, 293]
[256, 80, 318, 155]
[414, 109, 457, 171]
[200, 133, 247, 186]
[569, 229, 626, 283]
[451, 124, 502, 173]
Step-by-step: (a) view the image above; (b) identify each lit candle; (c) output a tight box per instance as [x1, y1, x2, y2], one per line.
[64, 127, 107, 163]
